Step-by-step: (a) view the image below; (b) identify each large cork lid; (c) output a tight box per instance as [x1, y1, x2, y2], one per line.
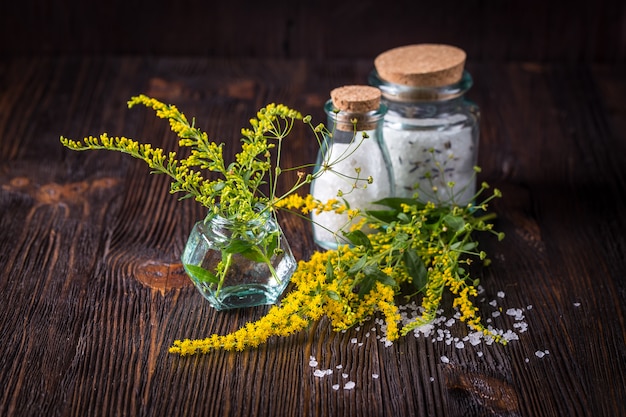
[374, 44, 466, 87]
[330, 85, 381, 112]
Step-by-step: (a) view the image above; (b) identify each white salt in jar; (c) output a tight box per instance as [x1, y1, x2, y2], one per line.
[369, 44, 480, 206]
[310, 85, 394, 249]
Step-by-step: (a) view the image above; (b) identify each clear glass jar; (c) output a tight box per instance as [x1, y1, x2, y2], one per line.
[369, 46, 480, 206]
[310, 86, 394, 249]
[181, 209, 297, 310]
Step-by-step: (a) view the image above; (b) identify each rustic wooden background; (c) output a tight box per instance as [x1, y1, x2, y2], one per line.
[2, 0, 625, 63]
[1, 1, 626, 417]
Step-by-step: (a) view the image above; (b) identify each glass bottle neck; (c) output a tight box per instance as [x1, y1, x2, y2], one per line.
[324, 99, 387, 133]
[368, 70, 473, 103]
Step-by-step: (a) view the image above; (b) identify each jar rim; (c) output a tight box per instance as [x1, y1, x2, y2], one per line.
[324, 99, 387, 131]
[369, 70, 473, 102]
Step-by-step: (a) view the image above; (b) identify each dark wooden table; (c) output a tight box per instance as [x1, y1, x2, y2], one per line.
[1, 56, 625, 417]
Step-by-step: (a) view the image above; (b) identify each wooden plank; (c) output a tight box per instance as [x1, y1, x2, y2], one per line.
[0, 57, 625, 417]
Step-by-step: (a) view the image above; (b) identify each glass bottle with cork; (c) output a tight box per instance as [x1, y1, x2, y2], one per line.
[369, 44, 480, 206]
[310, 85, 394, 249]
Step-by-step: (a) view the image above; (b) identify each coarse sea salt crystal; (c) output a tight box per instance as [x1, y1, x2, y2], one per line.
[313, 369, 327, 378]
[309, 360, 318, 367]
[477, 351, 483, 357]
[344, 381, 356, 390]
[502, 330, 519, 342]
[342, 373, 349, 379]
[455, 341, 465, 349]
[506, 308, 524, 320]
[332, 384, 340, 390]
[351, 338, 358, 344]
[372, 373, 379, 379]
[468, 332, 483, 346]
[441, 355, 450, 364]
[497, 291, 505, 298]
[489, 300, 498, 307]
[535, 350, 546, 358]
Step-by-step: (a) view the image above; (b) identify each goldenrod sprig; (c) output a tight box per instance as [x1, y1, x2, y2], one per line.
[171, 175, 506, 355]
[60, 96, 362, 300]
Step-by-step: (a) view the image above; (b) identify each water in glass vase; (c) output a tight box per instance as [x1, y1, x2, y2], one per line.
[181, 210, 297, 310]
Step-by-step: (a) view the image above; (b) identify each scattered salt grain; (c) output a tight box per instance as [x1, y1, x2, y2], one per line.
[477, 351, 483, 357]
[535, 350, 546, 358]
[429, 377, 435, 382]
[506, 308, 525, 321]
[525, 358, 529, 363]
[313, 369, 327, 377]
[440, 355, 450, 364]
[526, 305, 533, 310]
[351, 338, 358, 344]
[501, 330, 519, 342]
[309, 359, 318, 367]
[489, 300, 498, 307]
[574, 302, 581, 307]
[455, 341, 465, 349]
[514, 322, 528, 332]
[372, 373, 379, 379]
[332, 384, 340, 390]
[344, 381, 356, 390]
[492, 311, 501, 317]
[468, 332, 483, 346]
[497, 291, 505, 298]
[336, 364, 343, 369]
[342, 373, 349, 379]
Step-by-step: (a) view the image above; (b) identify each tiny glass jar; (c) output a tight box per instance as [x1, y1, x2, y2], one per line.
[181, 208, 297, 310]
[369, 44, 480, 206]
[310, 85, 394, 249]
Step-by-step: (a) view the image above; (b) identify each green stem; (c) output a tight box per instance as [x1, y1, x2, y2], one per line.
[216, 252, 233, 296]
[252, 246, 281, 285]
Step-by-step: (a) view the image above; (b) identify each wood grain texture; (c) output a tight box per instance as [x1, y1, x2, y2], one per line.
[1, 0, 625, 63]
[1, 57, 625, 417]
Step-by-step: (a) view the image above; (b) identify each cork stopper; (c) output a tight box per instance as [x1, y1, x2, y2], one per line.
[328, 85, 382, 131]
[374, 44, 466, 87]
[330, 85, 381, 112]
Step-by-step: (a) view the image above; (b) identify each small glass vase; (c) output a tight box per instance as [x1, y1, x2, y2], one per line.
[181, 209, 297, 310]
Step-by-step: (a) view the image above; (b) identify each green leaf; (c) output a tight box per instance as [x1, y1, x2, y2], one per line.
[266, 233, 279, 257]
[371, 197, 419, 211]
[404, 249, 428, 291]
[462, 242, 477, 251]
[325, 258, 335, 282]
[443, 214, 465, 232]
[223, 239, 254, 254]
[365, 209, 399, 223]
[343, 230, 372, 251]
[357, 275, 376, 298]
[363, 265, 396, 287]
[239, 247, 267, 263]
[326, 290, 341, 301]
[184, 264, 219, 284]
[347, 255, 368, 275]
